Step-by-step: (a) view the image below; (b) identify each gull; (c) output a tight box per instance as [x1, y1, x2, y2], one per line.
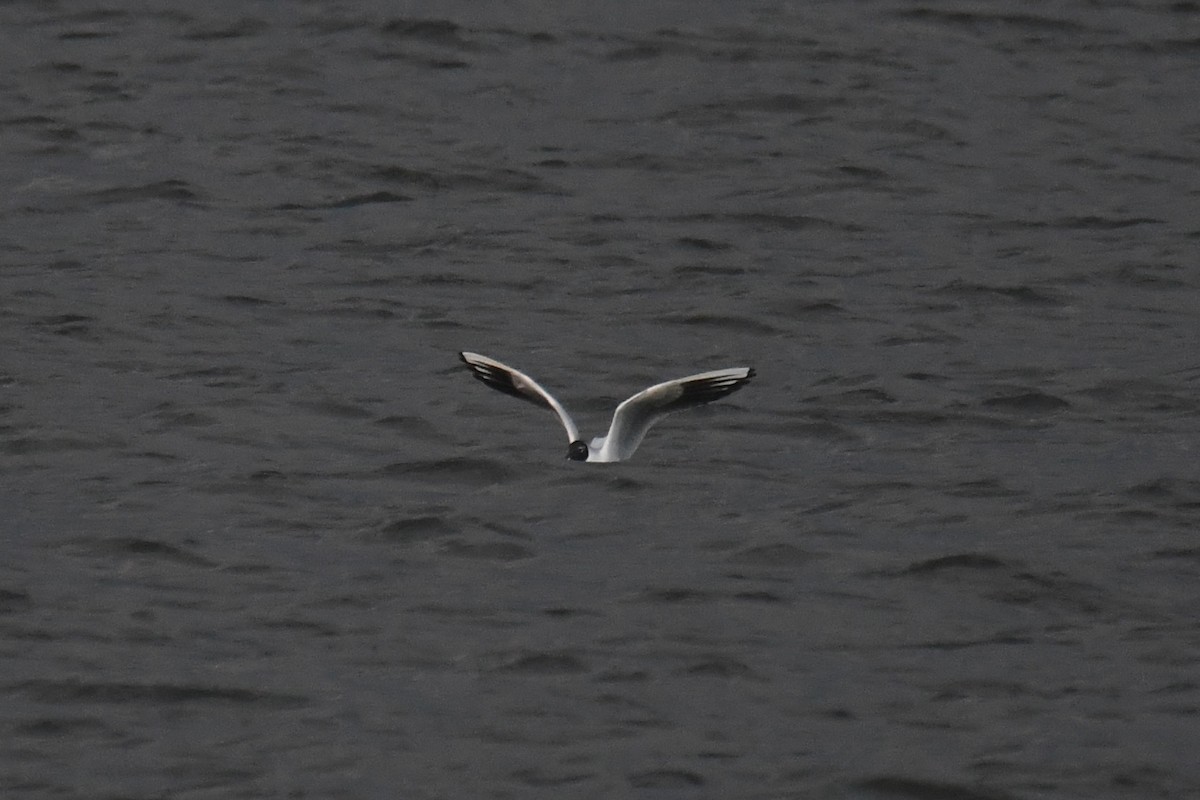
[459, 352, 754, 462]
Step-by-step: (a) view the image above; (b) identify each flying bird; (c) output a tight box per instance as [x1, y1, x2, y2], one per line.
[458, 351, 754, 462]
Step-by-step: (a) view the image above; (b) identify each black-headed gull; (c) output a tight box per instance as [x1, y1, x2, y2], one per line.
[459, 352, 754, 462]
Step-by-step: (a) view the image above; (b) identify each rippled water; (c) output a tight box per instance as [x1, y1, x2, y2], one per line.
[2, 2, 1198, 798]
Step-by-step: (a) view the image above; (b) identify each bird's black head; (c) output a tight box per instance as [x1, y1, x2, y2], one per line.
[566, 440, 589, 461]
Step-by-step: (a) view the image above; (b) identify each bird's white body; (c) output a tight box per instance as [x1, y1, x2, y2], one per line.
[459, 352, 754, 463]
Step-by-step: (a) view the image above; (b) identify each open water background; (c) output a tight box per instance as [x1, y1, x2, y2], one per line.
[2, 1, 1198, 798]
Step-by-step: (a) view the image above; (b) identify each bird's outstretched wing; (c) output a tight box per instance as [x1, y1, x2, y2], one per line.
[459, 352, 581, 442]
[599, 367, 754, 461]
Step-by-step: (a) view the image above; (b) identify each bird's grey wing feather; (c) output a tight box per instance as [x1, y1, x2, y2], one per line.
[602, 367, 754, 460]
[459, 352, 581, 442]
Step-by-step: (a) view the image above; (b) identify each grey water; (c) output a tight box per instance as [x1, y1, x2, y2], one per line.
[1, 2, 1198, 798]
